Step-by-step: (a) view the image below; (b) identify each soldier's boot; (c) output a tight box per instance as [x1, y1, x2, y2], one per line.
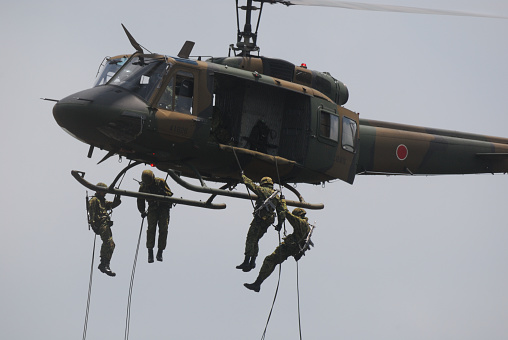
[244, 277, 263, 292]
[98, 259, 116, 277]
[236, 255, 250, 270]
[148, 249, 154, 263]
[242, 256, 256, 272]
[156, 249, 163, 262]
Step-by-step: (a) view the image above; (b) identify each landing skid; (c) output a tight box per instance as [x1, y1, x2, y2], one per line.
[71, 170, 226, 210]
[71, 162, 324, 210]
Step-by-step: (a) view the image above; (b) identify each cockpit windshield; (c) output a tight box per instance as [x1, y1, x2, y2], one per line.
[108, 55, 169, 102]
[93, 55, 129, 87]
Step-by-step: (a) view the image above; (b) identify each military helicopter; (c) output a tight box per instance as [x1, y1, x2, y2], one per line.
[52, 0, 508, 210]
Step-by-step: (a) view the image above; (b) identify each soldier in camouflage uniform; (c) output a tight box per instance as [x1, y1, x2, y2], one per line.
[244, 207, 311, 292]
[236, 174, 286, 272]
[137, 170, 173, 263]
[88, 183, 122, 277]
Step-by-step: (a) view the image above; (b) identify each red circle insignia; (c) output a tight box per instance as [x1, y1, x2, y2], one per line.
[396, 144, 408, 161]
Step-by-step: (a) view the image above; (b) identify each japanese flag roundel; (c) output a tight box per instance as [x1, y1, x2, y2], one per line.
[396, 144, 408, 161]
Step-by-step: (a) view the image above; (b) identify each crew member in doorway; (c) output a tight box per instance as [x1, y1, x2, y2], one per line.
[244, 208, 313, 292]
[137, 170, 173, 263]
[236, 174, 286, 272]
[88, 183, 122, 277]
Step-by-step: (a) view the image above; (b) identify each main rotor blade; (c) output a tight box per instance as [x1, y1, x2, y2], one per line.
[272, 0, 507, 19]
[121, 24, 144, 54]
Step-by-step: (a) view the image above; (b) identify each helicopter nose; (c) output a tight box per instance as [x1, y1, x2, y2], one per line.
[53, 86, 149, 144]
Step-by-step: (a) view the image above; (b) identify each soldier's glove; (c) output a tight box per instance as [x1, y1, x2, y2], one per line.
[113, 195, 121, 204]
[141, 211, 147, 218]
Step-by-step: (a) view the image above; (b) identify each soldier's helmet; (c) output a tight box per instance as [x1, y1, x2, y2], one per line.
[141, 169, 155, 185]
[260, 177, 273, 188]
[95, 182, 107, 194]
[292, 207, 307, 218]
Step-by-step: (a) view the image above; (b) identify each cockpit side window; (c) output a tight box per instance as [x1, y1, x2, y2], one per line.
[157, 71, 194, 114]
[109, 56, 167, 102]
[175, 72, 194, 114]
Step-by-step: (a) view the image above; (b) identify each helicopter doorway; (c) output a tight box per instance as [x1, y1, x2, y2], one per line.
[212, 72, 310, 165]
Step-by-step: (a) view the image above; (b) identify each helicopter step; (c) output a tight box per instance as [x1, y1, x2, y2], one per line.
[71, 170, 227, 210]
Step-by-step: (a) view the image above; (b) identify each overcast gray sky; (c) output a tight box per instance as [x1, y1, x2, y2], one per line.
[1, 1, 508, 339]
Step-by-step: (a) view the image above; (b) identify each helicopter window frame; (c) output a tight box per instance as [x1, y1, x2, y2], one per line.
[318, 108, 339, 144]
[107, 55, 167, 102]
[341, 116, 357, 153]
[156, 69, 195, 115]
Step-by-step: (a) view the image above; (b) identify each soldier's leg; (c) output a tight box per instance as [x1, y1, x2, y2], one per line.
[244, 218, 270, 257]
[244, 243, 290, 292]
[156, 209, 170, 261]
[146, 212, 158, 263]
[157, 208, 170, 251]
[98, 224, 116, 277]
[99, 225, 115, 263]
[146, 211, 158, 249]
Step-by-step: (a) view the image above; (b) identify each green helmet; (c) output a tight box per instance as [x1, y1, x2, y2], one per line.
[95, 182, 107, 195]
[141, 169, 155, 185]
[292, 208, 306, 217]
[260, 177, 273, 188]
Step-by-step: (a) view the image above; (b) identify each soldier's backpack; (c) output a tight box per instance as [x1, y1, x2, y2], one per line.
[85, 192, 100, 235]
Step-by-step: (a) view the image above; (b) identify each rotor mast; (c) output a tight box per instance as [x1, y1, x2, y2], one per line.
[231, 0, 264, 56]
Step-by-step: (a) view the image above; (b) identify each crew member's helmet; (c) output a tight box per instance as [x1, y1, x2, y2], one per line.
[292, 208, 307, 218]
[260, 177, 273, 188]
[141, 170, 155, 185]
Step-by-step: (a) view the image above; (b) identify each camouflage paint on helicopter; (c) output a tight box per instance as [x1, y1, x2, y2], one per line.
[54, 52, 361, 186]
[54, 51, 508, 193]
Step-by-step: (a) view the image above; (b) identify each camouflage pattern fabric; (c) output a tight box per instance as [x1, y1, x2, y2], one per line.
[255, 210, 310, 284]
[88, 195, 121, 262]
[146, 207, 170, 250]
[241, 175, 286, 257]
[137, 177, 173, 250]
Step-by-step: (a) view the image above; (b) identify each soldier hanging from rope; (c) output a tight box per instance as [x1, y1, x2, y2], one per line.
[137, 169, 173, 263]
[236, 174, 286, 272]
[88, 183, 122, 277]
[244, 207, 315, 292]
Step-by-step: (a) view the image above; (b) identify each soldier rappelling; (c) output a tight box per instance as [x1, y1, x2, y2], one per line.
[236, 174, 286, 272]
[87, 183, 122, 277]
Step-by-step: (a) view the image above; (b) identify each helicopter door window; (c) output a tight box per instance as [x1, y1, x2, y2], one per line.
[319, 110, 339, 142]
[342, 116, 357, 152]
[157, 78, 174, 110]
[175, 72, 194, 115]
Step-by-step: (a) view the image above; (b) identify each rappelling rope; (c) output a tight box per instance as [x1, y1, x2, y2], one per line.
[81, 234, 97, 340]
[296, 261, 303, 340]
[124, 217, 145, 340]
[232, 147, 256, 210]
[260, 156, 287, 340]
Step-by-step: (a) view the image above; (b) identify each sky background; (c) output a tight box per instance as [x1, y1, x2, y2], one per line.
[1, 0, 508, 339]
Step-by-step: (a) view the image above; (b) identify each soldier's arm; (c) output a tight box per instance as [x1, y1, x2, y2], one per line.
[137, 185, 146, 213]
[111, 195, 121, 209]
[163, 181, 173, 197]
[285, 211, 301, 230]
[276, 198, 287, 225]
[88, 198, 98, 223]
[242, 175, 258, 193]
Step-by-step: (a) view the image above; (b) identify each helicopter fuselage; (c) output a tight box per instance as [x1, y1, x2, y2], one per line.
[53, 52, 508, 186]
[54, 53, 360, 184]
